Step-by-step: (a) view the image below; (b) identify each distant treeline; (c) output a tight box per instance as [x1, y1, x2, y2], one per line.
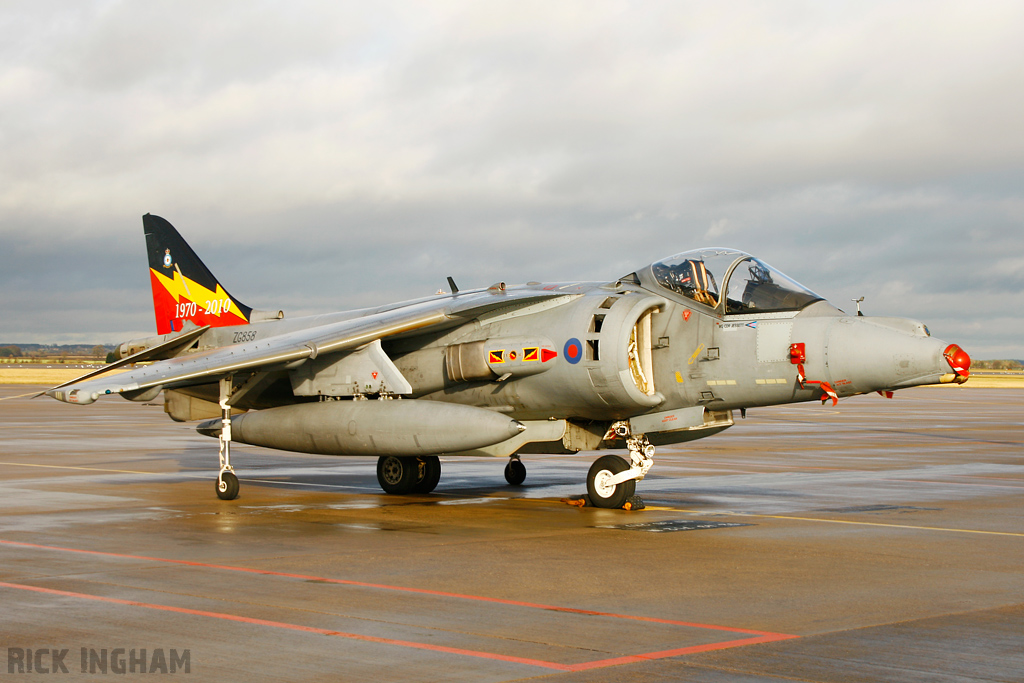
[0, 344, 114, 358]
[972, 359, 1023, 370]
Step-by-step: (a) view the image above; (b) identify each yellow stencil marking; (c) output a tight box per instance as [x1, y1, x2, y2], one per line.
[688, 345, 705, 365]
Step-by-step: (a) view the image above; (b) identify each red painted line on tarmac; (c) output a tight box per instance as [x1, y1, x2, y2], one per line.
[0, 581, 573, 672]
[565, 633, 800, 671]
[0, 539, 792, 638]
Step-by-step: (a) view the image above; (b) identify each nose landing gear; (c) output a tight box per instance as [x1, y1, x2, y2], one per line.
[586, 422, 654, 509]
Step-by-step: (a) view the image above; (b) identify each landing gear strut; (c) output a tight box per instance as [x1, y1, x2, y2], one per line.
[504, 455, 526, 486]
[587, 422, 655, 509]
[216, 376, 239, 500]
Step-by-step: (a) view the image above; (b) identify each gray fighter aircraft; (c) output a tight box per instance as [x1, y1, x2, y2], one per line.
[46, 215, 972, 507]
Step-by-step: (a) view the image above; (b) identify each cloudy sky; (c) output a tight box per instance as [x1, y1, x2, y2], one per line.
[2, 1, 1022, 358]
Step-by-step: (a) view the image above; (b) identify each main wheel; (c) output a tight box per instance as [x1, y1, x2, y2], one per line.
[586, 455, 636, 509]
[412, 456, 442, 494]
[216, 471, 239, 500]
[377, 455, 419, 494]
[504, 458, 526, 486]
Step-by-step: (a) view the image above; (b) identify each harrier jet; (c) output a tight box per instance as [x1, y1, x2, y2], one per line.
[47, 215, 971, 508]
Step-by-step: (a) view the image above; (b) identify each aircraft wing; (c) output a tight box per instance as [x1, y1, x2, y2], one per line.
[48, 288, 575, 405]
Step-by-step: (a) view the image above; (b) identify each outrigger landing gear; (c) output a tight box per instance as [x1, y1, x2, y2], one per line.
[504, 455, 526, 486]
[587, 422, 654, 509]
[216, 376, 239, 500]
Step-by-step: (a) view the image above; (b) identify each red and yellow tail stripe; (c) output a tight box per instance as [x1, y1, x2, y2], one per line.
[150, 267, 249, 335]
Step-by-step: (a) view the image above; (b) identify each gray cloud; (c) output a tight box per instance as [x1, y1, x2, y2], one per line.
[1, 1, 1022, 357]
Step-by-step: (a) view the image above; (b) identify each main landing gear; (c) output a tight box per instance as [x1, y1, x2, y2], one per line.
[586, 422, 654, 509]
[376, 455, 441, 495]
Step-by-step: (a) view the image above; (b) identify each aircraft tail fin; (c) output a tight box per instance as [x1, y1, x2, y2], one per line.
[144, 214, 253, 335]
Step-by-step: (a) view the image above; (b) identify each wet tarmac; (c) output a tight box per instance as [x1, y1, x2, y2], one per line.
[1, 385, 1021, 681]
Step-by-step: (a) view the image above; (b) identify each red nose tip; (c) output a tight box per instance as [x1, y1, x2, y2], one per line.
[944, 344, 971, 382]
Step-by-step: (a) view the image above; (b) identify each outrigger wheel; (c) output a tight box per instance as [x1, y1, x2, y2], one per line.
[587, 455, 636, 509]
[216, 471, 239, 500]
[504, 456, 527, 486]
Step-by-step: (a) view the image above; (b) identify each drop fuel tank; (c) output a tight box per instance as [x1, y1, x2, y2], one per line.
[197, 399, 525, 456]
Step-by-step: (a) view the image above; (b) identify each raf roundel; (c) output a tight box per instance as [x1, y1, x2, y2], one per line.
[563, 338, 582, 365]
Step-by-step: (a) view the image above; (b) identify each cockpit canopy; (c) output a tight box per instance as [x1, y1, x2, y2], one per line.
[649, 248, 823, 314]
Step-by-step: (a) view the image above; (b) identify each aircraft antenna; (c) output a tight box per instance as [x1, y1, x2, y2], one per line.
[852, 297, 865, 316]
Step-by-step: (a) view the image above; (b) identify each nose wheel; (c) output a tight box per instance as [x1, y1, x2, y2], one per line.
[587, 455, 636, 508]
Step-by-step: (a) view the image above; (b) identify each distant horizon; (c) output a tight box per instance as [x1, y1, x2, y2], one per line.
[1, 341, 1021, 365]
[0, 342, 118, 351]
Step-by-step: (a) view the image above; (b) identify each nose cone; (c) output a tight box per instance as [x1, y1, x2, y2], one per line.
[826, 317, 970, 394]
[943, 344, 971, 383]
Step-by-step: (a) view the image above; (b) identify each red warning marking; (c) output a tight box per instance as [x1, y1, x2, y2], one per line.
[488, 350, 504, 364]
[508, 350, 517, 361]
[371, 372, 378, 380]
[523, 347, 539, 362]
[682, 310, 691, 321]
[541, 348, 557, 362]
